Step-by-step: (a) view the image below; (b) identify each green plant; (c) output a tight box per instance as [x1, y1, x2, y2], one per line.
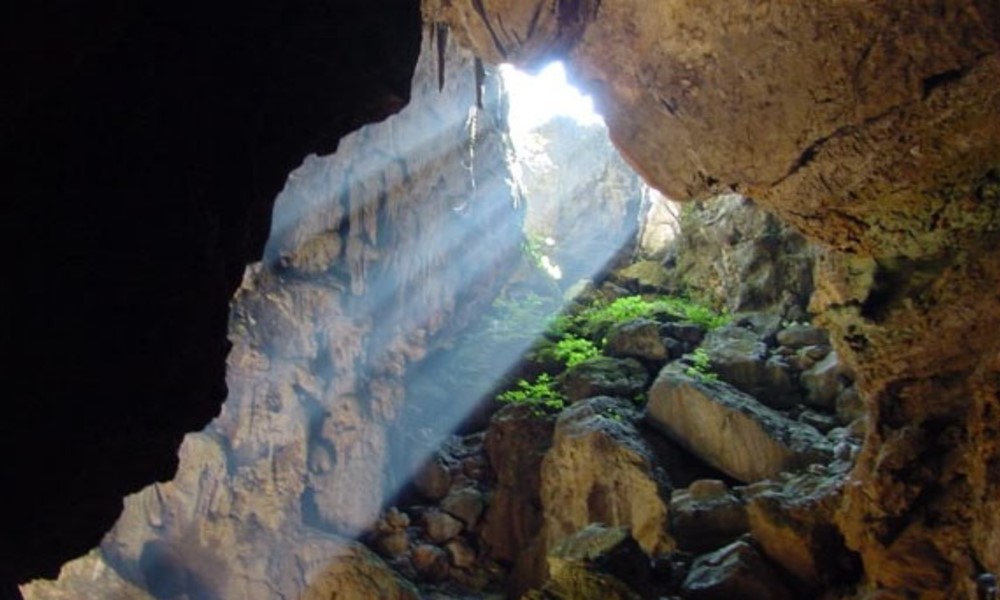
[550, 335, 600, 367]
[573, 294, 730, 336]
[497, 373, 566, 412]
[685, 348, 719, 382]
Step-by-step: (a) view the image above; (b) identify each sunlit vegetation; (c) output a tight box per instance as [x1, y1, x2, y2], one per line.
[496, 373, 566, 413]
[684, 348, 718, 383]
[493, 291, 727, 412]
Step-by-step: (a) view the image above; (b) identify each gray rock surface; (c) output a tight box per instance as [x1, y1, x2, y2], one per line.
[646, 364, 832, 482]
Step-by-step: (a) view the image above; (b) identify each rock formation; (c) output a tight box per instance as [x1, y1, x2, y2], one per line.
[22, 31, 521, 600]
[427, 1, 1000, 596]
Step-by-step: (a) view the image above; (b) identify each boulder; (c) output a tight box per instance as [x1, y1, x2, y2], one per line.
[541, 397, 673, 555]
[669, 480, 749, 553]
[604, 318, 669, 364]
[560, 357, 649, 404]
[776, 323, 829, 349]
[444, 539, 477, 569]
[613, 260, 672, 293]
[298, 542, 421, 600]
[800, 352, 843, 410]
[441, 487, 485, 529]
[681, 540, 794, 600]
[479, 405, 555, 564]
[742, 467, 861, 591]
[411, 544, 450, 582]
[423, 510, 464, 544]
[700, 325, 800, 408]
[530, 525, 647, 600]
[413, 457, 452, 502]
[646, 364, 832, 482]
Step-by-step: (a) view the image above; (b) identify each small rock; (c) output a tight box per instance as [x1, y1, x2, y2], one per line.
[373, 530, 410, 558]
[561, 356, 649, 404]
[670, 481, 749, 553]
[414, 458, 452, 501]
[776, 323, 829, 349]
[682, 540, 794, 600]
[412, 544, 450, 582]
[662, 322, 706, 348]
[383, 506, 410, 530]
[835, 385, 864, 424]
[441, 487, 485, 528]
[445, 539, 477, 569]
[800, 352, 843, 409]
[798, 409, 838, 434]
[688, 479, 729, 501]
[423, 510, 464, 543]
[605, 318, 669, 363]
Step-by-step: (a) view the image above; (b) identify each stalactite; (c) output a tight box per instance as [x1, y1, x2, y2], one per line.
[474, 57, 486, 109]
[436, 22, 449, 92]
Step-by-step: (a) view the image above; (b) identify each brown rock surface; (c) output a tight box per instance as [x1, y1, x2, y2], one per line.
[434, 2, 1000, 595]
[540, 397, 673, 555]
[24, 32, 521, 599]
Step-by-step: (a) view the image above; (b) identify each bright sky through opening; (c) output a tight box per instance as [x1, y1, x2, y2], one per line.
[500, 61, 603, 137]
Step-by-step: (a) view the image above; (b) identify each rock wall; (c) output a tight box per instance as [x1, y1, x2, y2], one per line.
[427, 1, 1000, 597]
[4, 1, 422, 585]
[22, 31, 522, 600]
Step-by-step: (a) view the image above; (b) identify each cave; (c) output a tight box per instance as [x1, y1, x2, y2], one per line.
[5, 1, 1000, 599]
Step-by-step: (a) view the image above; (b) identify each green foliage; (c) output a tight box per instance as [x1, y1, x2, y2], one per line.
[685, 348, 718, 382]
[572, 294, 730, 336]
[549, 335, 600, 367]
[497, 373, 566, 412]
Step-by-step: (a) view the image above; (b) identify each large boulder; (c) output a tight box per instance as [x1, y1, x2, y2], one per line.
[480, 405, 555, 564]
[645, 364, 832, 482]
[742, 466, 861, 593]
[540, 397, 673, 555]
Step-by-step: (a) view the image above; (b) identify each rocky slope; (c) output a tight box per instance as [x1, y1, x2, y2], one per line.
[425, 2, 1000, 596]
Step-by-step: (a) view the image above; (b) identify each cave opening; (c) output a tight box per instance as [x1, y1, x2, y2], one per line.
[15, 3, 1000, 599]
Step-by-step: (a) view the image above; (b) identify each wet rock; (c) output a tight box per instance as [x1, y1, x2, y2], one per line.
[480, 405, 555, 564]
[560, 356, 649, 404]
[423, 509, 464, 544]
[541, 397, 673, 555]
[646, 364, 832, 482]
[412, 544, 450, 582]
[441, 487, 485, 529]
[414, 457, 452, 502]
[776, 323, 829, 349]
[605, 319, 669, 364]
[670, 480, 749, 553]
[800, 352, 843, 409]
[681, 539, 793, 600]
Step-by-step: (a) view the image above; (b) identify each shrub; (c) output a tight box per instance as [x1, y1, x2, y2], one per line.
[550, 335, 601, 367]
[497, 373, 566, 412]
[684, 348, 718, 382]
